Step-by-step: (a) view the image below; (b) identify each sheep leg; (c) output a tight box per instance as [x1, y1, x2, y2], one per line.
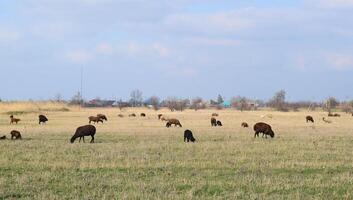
[79, 137, 81, 143]
[254, 132, 259, 138]
[90, 135, 94, 143]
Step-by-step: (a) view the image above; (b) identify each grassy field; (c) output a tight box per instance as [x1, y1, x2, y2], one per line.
[0, 104, 353, 199]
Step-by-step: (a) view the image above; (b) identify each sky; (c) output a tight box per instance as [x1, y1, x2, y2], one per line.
[0, 0, 353, 101]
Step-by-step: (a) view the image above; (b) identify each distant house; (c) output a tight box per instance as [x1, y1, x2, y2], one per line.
[222, 101, 231, 108]
[84, 99, 115, 107]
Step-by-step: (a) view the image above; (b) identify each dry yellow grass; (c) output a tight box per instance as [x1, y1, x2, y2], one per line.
[0, 101, 72, 115]
[0, 106, 353, 199]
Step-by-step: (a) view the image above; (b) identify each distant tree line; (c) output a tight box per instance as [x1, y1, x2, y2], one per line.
[59, 89, 353, 113]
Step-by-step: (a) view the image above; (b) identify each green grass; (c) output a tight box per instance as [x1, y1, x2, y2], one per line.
[0, 108, 353, 199]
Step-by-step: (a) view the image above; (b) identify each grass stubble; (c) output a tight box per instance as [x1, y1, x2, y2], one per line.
[0, 105, 353, 199]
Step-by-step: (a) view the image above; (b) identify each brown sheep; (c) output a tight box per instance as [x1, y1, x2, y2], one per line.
[129, 113, 136, 117]
[322, 117, 332, 123]
[10, 115, 20, 124]
[97, 114, 108, 121]
[140, 113, 146, 117]
[39, 115, 48, 124]
[118, 114, 124, 118]
[253, 122, 275, 138]
[306, 116, 314, 123]
[212, 113, 219, 117]
[328, 113, 340, 117]
[70, 125, 96, 143]
[211, 118, 217, 126]
[10, 130, 22, 140]
[88, 116, 103, 124]
[158, 114, 163, 119]
[241, 122, 249, 128]
[0, 135, 6, 140]
[166, 118, 182, 127]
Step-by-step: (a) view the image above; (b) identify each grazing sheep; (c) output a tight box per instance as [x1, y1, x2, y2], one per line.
[241, 122, 249, 128]
[211, 118, 217, 126]
[158, 114, 163, 120]
[140, 113, 146, 117]
[216, 120, 223, 126]
[70, 125, 96, 143]
[0, 135, 6, 140]
[253, 122, 275, 138]
[39, 115, 48, 124]
[306, 116, 314, 123]
[322, 117, 332, 123]
[184, 130, 196, 142]
[129, 113, 136, 117]
[328, 113, 340, 117]
[10, 130, 22, 140]
[166, 118, 182, 127]
[88, 116, 103, 124]
[97, 114, 108, 121]
[212, 113, 219, 117]
[10, 115, 20, 124]
[118, 114, 124, 118]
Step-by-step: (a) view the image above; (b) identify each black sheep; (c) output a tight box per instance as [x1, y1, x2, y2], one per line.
[140, 113, 146, 117]
[211, 118, 217, 126]
[241, 122, 249, 128]
[184, 130, 196, 142]
[216, 120, 223, 126]
[39, 115, 48, 124]
[253, 122, 275, 138]
[306, 115, 314, 123]
[10, 130, 22, 140]
[0, 135, 6, 140]
[70, 125, 96, 143]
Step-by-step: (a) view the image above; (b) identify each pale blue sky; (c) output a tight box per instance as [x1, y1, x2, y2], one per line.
[0, 0, 353, 101]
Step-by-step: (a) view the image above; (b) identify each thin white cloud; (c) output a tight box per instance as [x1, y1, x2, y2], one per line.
[327, 53, 353, 70]
[187, 37, 241, 46]
[96, 43, 113, 55]
[0, 29, 20, 43]
[307, 0, 353, 8]
[152, 43, 170, 57]
[66, 50, 92, 64]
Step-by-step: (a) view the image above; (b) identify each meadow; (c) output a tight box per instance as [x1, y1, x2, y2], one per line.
[0, 102, 353, 199]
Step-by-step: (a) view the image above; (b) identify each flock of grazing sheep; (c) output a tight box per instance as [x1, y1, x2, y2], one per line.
[0, 111, 348, 143]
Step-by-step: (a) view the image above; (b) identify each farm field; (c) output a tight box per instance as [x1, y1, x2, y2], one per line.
[1, 106, 353, 199]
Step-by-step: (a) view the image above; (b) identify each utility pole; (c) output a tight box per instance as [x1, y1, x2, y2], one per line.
[80, 66, 83, 109]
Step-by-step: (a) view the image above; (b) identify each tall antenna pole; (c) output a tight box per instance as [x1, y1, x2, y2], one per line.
[80, 66, 83, 109]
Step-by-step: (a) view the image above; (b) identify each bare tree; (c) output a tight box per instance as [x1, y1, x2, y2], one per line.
[268, 90, 287, 111]
[165, 97, 178, 111]
[69, 91, 84, 105]
[164, 97, 189, 111]
[130, 89, 143, 107]
[341, 102, 352, 113]
[117, 99, 129, 111]
[325, 97, 339, 113]
[231, 96, 248, 111]
[149, 96, 160, 110]
[54, 93, 63, 102]
[191, 97, 203, 111]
